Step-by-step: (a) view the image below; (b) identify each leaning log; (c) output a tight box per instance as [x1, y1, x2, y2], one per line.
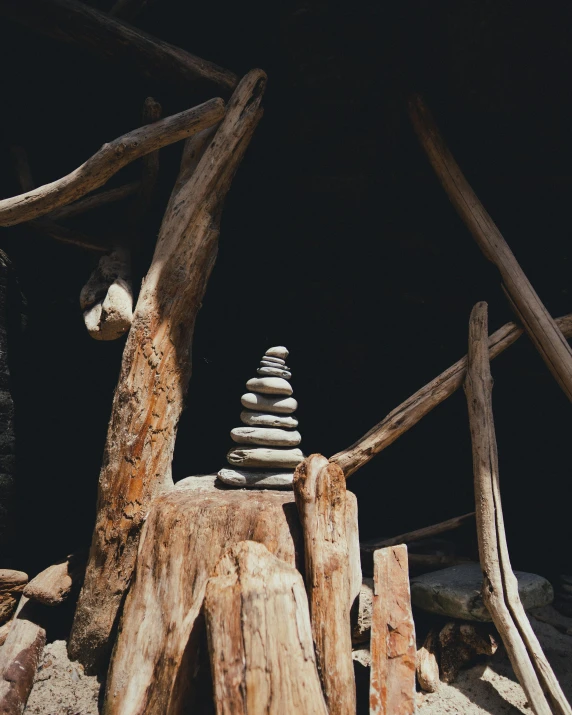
[103, 475, 302, 715]
[293, 454, 356, 715]
[0, 98, 225, 227]
[411, 95, 572, 403]
[69, 70, 266, 674]
[0, 0, 238, 92]
[204, 540, 328, 715]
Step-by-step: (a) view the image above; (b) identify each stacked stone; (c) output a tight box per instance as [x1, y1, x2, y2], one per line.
[217, 346, 303, 489]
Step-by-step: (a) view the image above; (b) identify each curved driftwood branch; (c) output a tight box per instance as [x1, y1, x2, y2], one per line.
[49, 181, 140, 221]
[331, 312, 572, 477]
[0, 98, 225, 228]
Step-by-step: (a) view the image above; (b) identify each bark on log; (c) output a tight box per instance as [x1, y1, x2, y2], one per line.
[70, 70, 266, 674]
[0, 0, 238, 92]
[0, 596, 46, 714]
[0, 98, 225, 227]
[23, 553, 85, 607]
[411, 94, 572, 402]
[293, 454, 356, 715]
[369, 545, 416, 715]
[204, 540, 328, 715]
[465, 301, 570, 715]
[104, 475, 302, 715]
[331, 313, 572, 477]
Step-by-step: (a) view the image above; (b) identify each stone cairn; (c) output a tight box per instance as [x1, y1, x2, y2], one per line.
[217, 346, 303, 489]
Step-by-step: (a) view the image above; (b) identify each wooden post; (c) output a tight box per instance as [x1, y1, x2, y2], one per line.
[369, 545, 416, 715]
[69, 70, 266, 674]
[204, 541, 328, 715]
[293, 454, 356, 715]
[465, 301, 570, 715]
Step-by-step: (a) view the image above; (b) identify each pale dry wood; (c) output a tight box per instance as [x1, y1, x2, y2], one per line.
[0, 570, 28, 625]
[293, 454, 356, 715]
[48, 181, 140, 221]
[465, 302, 553, 715]
[361, 512, 475, 551]
[70, 70, 266, 674]
[416, 628, 440, 693]
[0, 596, 46, 714]
[0, 0, 238, 91]
[104, 475, 302, 715]
[331, 313, 572, 477]
[369, 545, 416, 715]
[411, 94, 572, 402]
[0, 98, 225, 227]
[204, 540, 328, 715]
[23, 553, 86, 607]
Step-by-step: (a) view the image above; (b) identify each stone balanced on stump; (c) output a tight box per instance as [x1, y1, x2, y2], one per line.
[217, 346, 304, 489]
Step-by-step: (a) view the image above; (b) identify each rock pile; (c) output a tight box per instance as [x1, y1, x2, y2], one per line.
[218, 346, 303, 489]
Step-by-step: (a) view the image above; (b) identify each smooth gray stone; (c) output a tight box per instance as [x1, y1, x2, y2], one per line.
[265, 346, 289, 360]
[246, 377, 292, 396]
[231, 427, 301, 447]
[241, 393, 297, 414]
[260, 356, 285, 365]
[410, 564, 554, 621]
[227, 447, 304, 468]
[217, 468, 293, 489]
[257, 366, 292, 379]
[240, 411, 299, 429]
[260, 359, 290, 369]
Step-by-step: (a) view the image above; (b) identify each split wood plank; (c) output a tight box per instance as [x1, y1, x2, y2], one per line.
[465, 301, 569, 715]
[69, 69, 266, 674]
[369, 545, 416, 715]
[204, 540, 328, 715]
[103, 475, 302, 715]
[331, 312, 572, 477]
[293, 454, 356, 715]
[0, 0, 238, 91]
[0, 98, 225, 227]
[410, 94, 572, 402]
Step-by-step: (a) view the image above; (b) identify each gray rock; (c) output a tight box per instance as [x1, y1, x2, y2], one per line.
[410, 564, 554, 621]
[241, 393, 297, 414]
[257, 366, 292, 379]
[260, 356, 285, 365]
[246, 377, 292, 396]
[240, 411, 299, 429]
[227, 447, 304, 468]
[217, 468, 293, 489]
[231, 427, 301, 447]
[266, 346, 289, 360]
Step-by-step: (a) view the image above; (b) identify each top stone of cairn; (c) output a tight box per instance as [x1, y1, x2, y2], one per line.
[265, 346, 289, 360]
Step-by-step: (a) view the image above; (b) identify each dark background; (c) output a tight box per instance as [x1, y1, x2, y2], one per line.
[0, 0, 570, 579]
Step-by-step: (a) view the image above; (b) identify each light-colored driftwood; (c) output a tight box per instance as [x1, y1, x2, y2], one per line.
[411, 95, 572, 403]
[1, 0, 237, 91]
[204, 540, 328, 715]
[48, 181, 140, 221]
[416, 628, 440, 693]
[332, 313, 572, 477]
[293, 454, 356, 715]
[0, 98, 224, 227]
[70, 70, 266, 674]
[370, 545, 416, 715]
[465, 301, 568, 715]
[0, 596, 46, 714]
[0, 570, 28, 625]
[23, 553, 85, 607]
[104, 475, 302, 715]
[361, 512, 475, 551]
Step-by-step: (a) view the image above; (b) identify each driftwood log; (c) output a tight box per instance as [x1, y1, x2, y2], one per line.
[332, 312, 572, 477]
[204, 540, 328, 715]
[103, 475, 302, 715]
[293, 454, 356, 715]
[411, 95, 572, 403]
[48, 181, 140, 221]
[0, 0, 238, 92]
[369, 545, 416, 715]
[0, 99, 224, 227]
[416, 628, 440, 693]
[23, 553, 85, 607]
[465, 302, 571, 715]
[69, 70, 265, 674]
[361, 512, 474, 551]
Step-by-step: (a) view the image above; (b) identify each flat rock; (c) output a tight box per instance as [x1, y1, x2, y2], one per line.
[260, 356, 285, 365]
[410, 564, 553, 621]
[217, 468, 294, 489]
[257, 366, 292, 379]
[246, 377, 293, 396]
[240, 411, 299, 429]
[266, 346, 289, 359]
[241, 393, 297, 414]
[231, 427, 301, 447]
[0, 569, 28, 625]
[227, 447, 304, 468]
